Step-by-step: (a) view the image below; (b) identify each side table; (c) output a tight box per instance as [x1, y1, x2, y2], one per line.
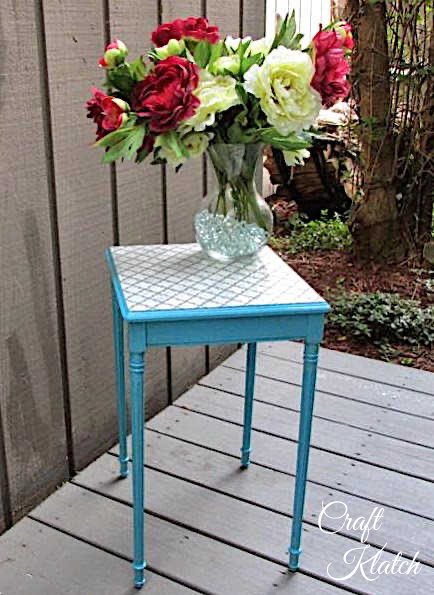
[106, 243, 330, 589]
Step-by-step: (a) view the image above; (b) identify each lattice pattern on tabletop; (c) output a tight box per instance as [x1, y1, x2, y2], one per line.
[110, 244, 325, 312]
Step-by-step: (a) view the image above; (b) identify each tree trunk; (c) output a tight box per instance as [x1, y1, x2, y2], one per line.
[346, 1, 407, 263]
[332, 0, 347, 20]
[417, 11, 434, 255]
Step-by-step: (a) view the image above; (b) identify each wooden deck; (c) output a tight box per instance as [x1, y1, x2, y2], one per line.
[1, 342, 433, 594]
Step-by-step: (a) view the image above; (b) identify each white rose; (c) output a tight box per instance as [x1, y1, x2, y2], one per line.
[244, 46, 321, 135]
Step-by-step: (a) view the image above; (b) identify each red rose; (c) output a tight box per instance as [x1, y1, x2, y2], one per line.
[86, 87, 128, 139]
[311, 29, 351, 108]
[86, 87, 107, 139]
[181, 17, 219, 44]
[101, 97, 129, 131]
[131, 56, 200, 133]
[151, 17, 219, 47]
[151, 19, 185, 47]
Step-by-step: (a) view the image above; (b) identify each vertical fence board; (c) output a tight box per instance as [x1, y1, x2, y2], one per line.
[298, 0, 312, 41]
[0, 0, 68, 527]
[43, 0, 117, 469]
[108, 1, 169, 419]
[266, 0, 277, 38]
[275, 0, 290, 22]
[275, 1, 330, 41]
[162, 0, 207, 399]
[321, 0, 331, 26]
[242, 0, 266, 38]
[0, 0, 270, 533]
[205, 1, 243, 369]
[243, 0, 266, 190]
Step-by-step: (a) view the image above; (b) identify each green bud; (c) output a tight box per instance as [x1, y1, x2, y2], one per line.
[167, 38, 185, 55]
[103, 48, 120, 68]
[212, 55, 241, 75]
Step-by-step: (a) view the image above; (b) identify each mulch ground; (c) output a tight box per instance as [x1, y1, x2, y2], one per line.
[272, 248, 434, 372]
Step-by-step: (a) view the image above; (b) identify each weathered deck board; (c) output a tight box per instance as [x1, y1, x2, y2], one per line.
[71, 454, 434, 594]
[200, 365, 433, 445]
[148, 406, 434, 519]
[258, 341, 434, 394]
[111, 428, 434, 564]
[224, 349, 434, 418]
[0, 517, 193, 594]
[174, 385, 434, 479]
[31, 482, 342, 594]
[1, 346, 432, 593]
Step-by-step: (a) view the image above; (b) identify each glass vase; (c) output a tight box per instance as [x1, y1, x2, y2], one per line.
[195, 143, 273, 263]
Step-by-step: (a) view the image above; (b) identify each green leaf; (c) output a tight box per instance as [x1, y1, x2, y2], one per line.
[100, 125, 146, 164]
[235, 82, 248, 104]
[240, 53, 262, 76]
[106, 63, 135, 95]
[165, 130, 189, 159]
[258, 128, 312, 150]
[129, 56, 147, 81]
[270, 12, 289, 51]
[185, 46, 195, 62]
[136, 144, 151, 163]
[209, 40, 225, 67]
[287, 32, 304, 51]
[282, 11, 296, 45]
[237, 39, 251, 60]
[94, 126, 135, 148]
[250, 101, 263, 128]
[279, 11, 303, 50]
[194, 41, 211, 68]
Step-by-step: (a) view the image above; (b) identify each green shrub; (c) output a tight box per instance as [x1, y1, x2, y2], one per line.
[328, 291, 434, 347]
[270, 211, 352, 254]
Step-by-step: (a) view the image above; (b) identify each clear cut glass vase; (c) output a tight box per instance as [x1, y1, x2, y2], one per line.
[195, 143, 273, 263]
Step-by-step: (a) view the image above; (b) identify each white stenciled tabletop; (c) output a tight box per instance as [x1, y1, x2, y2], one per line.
[108, 244, 325, 314]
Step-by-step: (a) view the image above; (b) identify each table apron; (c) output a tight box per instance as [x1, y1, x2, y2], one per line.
[128, 313, 325, 349]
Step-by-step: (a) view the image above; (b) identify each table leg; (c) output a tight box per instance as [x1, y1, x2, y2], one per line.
[289, 341, 319, 571]
[112, 288, 128, 478]
[129, 349, 146, 589]
[240, 343, 257, 468]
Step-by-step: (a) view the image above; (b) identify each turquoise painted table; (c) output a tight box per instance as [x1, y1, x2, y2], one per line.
[106, 243, 330, 589]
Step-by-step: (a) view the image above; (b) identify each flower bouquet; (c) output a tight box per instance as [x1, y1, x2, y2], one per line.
[86, 14, 352, 262]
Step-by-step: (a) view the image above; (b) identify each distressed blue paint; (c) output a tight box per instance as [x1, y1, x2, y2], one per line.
[288, 342, 320, 571]
[241, 343, 257, 468]
[112, 286, 128, 478]
[129, 349, 146, 589]
[107, 246, 329, 587]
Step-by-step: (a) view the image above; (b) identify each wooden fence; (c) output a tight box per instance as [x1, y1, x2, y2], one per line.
[0, 0, 265, 533]
[267, 0, 331, 40]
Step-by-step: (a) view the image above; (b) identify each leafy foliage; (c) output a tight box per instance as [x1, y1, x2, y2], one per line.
[105, 59, 147, 95]
[272, 11, 304, 51]
[89, 12, 319, 167]
[327, 291, 434, 347]
[270, 212, 352, 254]
[95, 124, 146, 163]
